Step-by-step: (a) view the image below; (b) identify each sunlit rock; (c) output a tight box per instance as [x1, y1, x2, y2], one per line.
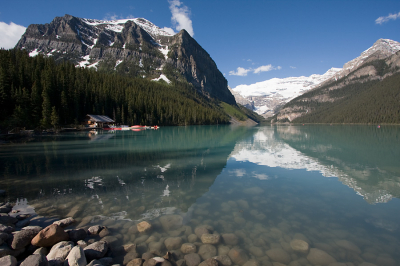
[46, 241, 74, 265]
[31, 224, 69, 247]
[137, 221, 152, 233]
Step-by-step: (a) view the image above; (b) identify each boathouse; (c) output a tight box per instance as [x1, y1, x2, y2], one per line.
[84, 114, 115, 128]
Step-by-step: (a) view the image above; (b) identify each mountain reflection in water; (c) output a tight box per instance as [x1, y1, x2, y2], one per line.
[1, 125, 399, 265]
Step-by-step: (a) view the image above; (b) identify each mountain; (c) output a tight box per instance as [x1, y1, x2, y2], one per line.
[274, 39, 400, 123]
[15, 14, 236, 105]
[231, 67, 342, 118]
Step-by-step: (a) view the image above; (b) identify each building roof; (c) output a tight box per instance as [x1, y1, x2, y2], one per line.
[86, 114, 115, 123]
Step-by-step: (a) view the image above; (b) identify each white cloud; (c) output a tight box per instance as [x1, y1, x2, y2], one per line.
[290, 66, 296, 69]
[168, 0, 194, 36]
[230, 63, 281, 76]
[103, 13, 135, 21]
[0, 22, 26, 49]
[375, 11, 400, 25]
[162, 27, 176, 35]
[254, 64, 281, 74]
[229, 67, 252, 76]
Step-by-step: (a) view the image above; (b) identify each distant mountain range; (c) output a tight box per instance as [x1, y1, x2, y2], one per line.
[275, 39, 400, 124]
[232, 39, 400, 121]
[15, 14, 236, 105]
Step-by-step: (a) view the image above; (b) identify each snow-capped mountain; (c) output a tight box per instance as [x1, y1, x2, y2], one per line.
[275, 38, 400, 122]
[232, 68, 342, 117]
[232, 38, 400, 118]
[16, 14, 236, 105]
[317, 39, 400, 86]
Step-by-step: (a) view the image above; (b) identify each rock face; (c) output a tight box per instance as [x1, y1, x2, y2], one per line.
[16, 14, 236, 105]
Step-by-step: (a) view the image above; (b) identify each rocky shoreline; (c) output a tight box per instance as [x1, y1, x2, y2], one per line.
[0, 198, 387, 266]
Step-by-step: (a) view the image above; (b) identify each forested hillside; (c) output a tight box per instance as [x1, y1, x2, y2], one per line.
[290, 72, 400, 124]
[0, 49, 231, 131]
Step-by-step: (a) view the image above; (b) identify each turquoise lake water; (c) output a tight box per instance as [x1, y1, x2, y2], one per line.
[1, 125, 399, 265]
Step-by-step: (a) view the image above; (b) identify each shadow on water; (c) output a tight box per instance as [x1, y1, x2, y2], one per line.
[0, 125, 255, 217]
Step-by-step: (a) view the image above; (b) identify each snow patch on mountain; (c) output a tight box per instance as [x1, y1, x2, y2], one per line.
[152, 74, 171, 84]
[232, 68, 341, 116]
[81, 17, 174, 39]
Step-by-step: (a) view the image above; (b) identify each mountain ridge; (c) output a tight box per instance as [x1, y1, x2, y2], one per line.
[232, 38, 400, 121]
[274, 39, 400, 123]
[15, 14, 236, 105]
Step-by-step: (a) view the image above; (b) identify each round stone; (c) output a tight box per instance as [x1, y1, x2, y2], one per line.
[290, 239, 309, 253]
[201, 234, 220, 244]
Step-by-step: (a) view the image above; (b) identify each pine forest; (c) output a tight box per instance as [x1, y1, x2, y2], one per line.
[0, 49, 231, 131]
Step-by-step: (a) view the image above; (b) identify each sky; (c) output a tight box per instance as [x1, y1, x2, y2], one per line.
[1, 0, 399, 88]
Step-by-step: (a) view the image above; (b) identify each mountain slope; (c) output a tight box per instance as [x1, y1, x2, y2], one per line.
[231, 67, 341, 118]
[15, 14, 236, 105]
[274, 39, 400, 123]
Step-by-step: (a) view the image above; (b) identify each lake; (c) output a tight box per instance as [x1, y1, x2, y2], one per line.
[1, 125, 400, 265]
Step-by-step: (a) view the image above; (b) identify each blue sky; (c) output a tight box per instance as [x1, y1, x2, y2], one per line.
[1, 0, 399, 88]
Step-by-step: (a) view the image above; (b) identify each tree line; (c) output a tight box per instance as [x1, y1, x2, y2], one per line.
[0, 49, 230, 131]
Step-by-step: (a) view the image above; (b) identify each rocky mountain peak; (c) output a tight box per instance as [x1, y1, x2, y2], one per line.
[334, 39, 400, 79]
[15, 14, 235, 105]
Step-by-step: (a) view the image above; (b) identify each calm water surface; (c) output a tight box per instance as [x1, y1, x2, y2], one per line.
[1, 125, 400, 265]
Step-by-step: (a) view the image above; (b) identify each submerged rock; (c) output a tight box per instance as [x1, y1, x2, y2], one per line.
[201, 234, 220, 245]
[159, 215, 183, 231]
[266, 248, 291, 264]
[290, 239, 309, 254]
[228, 248, 248, 265]
[137, 221, 152, 233]
[184, 253, 201, 266]
[198, 244, 217, 260]
[199, 258, 219, 266]
[213, 255, 232, 266]
[181, 243, 196, 254]
[306, 248, 336, 265]
[222, 234, 239, 246]
[164, 237, 182, 250]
